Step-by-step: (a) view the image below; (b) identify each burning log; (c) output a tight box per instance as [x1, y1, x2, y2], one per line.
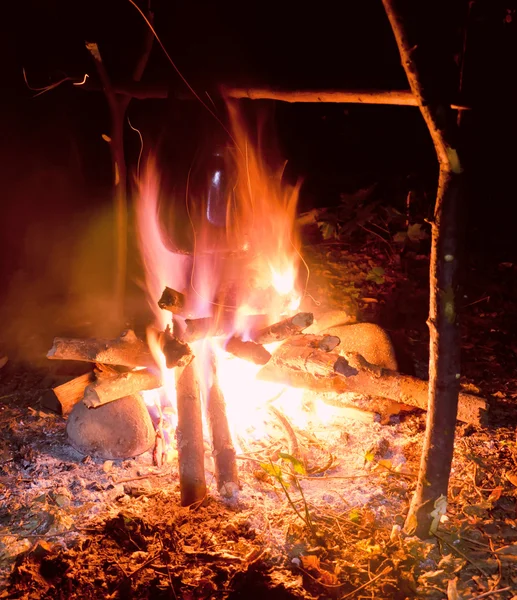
[225, 337, 271, 365]
[183, 317, 227, 342]
[158, 287, 186, 314]
[250, 312, 314, 344]
[82, 366, 161, 409]
[206, 356, 239, 497]
[258, 340, 488, 426]
[175, 360, 207, 506]
[47, 330, 156, 369]
[41, 372, 94, 416]
[47, 329, 192, 371]
[159, 327, 193, 368]
[183, 314, 270, 342]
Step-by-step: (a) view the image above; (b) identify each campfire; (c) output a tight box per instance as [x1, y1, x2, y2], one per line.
[43, 107, 486, 512]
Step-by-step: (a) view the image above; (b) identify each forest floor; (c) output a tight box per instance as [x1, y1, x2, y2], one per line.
[1, 225, 517, 599]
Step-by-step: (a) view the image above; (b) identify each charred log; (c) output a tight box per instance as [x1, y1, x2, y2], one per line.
[225, 337, 271, 365]
[159, 327, 193, 368]
[158, 287, 186, 315]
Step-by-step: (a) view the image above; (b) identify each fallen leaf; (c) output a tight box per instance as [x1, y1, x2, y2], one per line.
[447, 577, 461, 600]
[487, 486, 503, 503]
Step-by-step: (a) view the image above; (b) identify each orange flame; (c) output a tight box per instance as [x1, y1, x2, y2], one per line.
[136, 104, 308, 449]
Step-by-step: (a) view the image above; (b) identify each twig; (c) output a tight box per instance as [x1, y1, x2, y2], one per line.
[112, 469, 172, 485]
[434, 533, 489, 577]
[474, 587, 511, 599]
[268, 405, 301, 461]
[340, 566, 393, 599]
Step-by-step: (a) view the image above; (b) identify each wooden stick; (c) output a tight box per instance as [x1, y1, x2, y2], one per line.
[157, 287, 186, 314]
[206, 355, 239, 497]
[223, 87, 469, 110]
[257, 340, 488, 426]
[183, 314, 270, 342]
[47, 330, 156, 369]
[83, 80, 469, 110]
[175, 360, 207, 506]
[250, 312, 314, 344]
[82, 367, 161, 409]
[225, 337, 271, 365]
[183, 317, 227, 342]
[159, 327, 193, 369]
[41, 372, 93, 416]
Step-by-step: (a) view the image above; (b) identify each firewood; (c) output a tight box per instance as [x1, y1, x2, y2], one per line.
[41, 372, 93, 416]
[183, 317, 227, 342]
[159, 327, 193, 368]
[175, 360, 207, 506]
[257, 339, 488, 426]
[47, 330, 156, 369]
[158, 287, 186, 314]
[225, 337, 271, 365]
[250, 312, 314, 344]
[206, 355, 239, 497]
[82, 366, 161, 409]
[183, 314, 270, 342]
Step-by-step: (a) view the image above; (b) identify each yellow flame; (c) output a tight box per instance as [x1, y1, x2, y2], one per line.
[134, 104, 319, 451]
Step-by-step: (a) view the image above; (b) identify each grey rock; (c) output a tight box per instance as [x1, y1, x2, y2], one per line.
[66, 394, 155, 460]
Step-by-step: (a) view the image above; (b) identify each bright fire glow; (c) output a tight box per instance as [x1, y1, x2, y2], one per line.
[135, 105, 324, 456]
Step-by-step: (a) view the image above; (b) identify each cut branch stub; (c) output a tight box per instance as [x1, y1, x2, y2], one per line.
[41, 372, 94, 416]
[159, 328, 193, 368]
[250, 312, 314, 344]
[225, 337, 271, 365]
[183, 317, 228, 342]
[158, 287, 186, 314]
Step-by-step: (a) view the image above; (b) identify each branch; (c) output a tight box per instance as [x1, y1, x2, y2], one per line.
[79, 81, 470, 110]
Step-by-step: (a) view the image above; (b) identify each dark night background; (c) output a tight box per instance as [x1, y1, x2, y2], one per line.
[1, 0, 516, 362]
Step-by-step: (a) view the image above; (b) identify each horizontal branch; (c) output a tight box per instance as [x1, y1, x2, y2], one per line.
[81, 80, 470, 110]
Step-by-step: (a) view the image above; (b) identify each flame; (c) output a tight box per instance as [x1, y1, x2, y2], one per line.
[135, 104, 314, 455]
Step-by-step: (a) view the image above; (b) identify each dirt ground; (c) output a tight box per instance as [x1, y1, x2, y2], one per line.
[1, 231, 517, 599]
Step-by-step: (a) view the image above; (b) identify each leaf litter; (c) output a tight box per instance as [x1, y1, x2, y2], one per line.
[1, 234, 517, 599]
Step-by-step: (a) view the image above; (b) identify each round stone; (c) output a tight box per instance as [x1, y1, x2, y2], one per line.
[66, 394, 155, 460]
[318, 322, 398, 371]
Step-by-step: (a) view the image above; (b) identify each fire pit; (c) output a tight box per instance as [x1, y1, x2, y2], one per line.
[41, 108, 487, 513]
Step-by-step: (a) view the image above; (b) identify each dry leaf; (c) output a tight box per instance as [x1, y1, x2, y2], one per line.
[506, 472, 517, 486]
[301, 555, 320, 570]
[447, 577, 461, 600]
[487, 486, 503, 503]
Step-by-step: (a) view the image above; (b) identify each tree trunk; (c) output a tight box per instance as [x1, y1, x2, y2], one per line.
[382, 0, 464, 538]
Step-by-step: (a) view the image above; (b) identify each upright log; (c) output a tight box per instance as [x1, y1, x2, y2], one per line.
[175, 360, 207, 506]
[382, 0, 464, 538]
[206, 354, 239, 498]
